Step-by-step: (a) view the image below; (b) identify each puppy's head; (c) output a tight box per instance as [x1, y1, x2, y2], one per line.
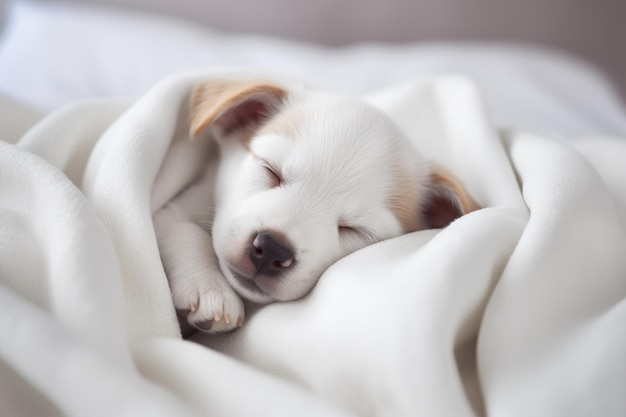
[189, 79, 478, 303]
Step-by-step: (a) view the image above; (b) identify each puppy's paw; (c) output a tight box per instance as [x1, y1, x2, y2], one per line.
[172, 277, 245, 334]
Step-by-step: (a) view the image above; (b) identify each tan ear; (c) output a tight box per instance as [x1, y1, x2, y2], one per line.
[189, 79, 287, 139]
[422, 165, 480, 229]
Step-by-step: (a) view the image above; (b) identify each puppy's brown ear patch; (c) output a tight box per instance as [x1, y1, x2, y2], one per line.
[422, 165, 480, 229]
[388, 169, 422, 233]
[189, 79, 287, 139]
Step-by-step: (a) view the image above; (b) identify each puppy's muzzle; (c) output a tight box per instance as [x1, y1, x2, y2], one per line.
[249, 231, 295, 277]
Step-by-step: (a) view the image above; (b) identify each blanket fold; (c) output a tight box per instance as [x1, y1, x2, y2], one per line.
[1, 72, 625, 417]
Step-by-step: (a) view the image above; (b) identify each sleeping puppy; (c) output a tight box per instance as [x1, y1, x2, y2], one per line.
[154, 79, 479, 334]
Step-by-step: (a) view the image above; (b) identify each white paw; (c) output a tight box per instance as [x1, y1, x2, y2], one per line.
[171, 274, 245, 334]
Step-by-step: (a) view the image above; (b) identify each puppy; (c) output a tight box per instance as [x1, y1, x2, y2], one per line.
[154, 79, 479, 334]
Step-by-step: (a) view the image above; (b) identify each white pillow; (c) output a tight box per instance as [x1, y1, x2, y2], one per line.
[1, 0, 625, 137]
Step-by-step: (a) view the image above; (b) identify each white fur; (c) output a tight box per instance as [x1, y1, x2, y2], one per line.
[154, 86, 434, 334]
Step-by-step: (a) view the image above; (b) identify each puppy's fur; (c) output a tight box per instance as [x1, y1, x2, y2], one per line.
[154, 79, 479, 334]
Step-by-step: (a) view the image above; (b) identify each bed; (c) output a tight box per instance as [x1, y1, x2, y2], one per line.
[1, 1, 626, 417]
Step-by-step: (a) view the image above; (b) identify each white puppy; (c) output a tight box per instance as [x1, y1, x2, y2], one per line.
[154, 79, 478, 334]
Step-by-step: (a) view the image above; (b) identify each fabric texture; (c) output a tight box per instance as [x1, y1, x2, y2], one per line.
[1, 71, 625, 417]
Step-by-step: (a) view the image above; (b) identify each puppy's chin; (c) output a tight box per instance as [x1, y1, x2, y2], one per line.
[220, 262, 275, 304]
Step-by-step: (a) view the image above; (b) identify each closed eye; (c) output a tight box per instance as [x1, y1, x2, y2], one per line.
[338, 225, 357, 234]
[338, 224, 373, 242]
[262, 163, 282, 188]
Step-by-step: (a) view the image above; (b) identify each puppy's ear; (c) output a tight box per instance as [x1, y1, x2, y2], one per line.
[189, 79, 287, 140]
[421, 165, 480, 229]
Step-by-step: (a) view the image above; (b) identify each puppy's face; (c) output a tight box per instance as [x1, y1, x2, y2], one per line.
[190, 80, 477, 303]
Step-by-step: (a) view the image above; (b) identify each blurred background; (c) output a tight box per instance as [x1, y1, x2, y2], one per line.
[2, 0, 622, 97]
[2, 0, 626, 139]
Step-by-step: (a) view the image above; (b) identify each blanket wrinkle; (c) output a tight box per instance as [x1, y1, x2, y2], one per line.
[0, 142, 129, 359]
[478, 132, 626, 417]
[18, 99, 131, 186]
[1, 72, 626, 417]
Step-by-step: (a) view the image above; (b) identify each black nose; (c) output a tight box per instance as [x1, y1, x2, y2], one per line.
[249, 231, 295, 277]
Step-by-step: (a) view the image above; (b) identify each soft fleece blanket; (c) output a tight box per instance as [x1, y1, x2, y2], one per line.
[1, 72, 625, 417]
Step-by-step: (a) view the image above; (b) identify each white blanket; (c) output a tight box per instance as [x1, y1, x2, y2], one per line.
[1, 72, 626, 417]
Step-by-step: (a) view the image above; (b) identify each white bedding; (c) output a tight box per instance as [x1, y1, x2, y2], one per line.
[1, 2, 626, 417]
